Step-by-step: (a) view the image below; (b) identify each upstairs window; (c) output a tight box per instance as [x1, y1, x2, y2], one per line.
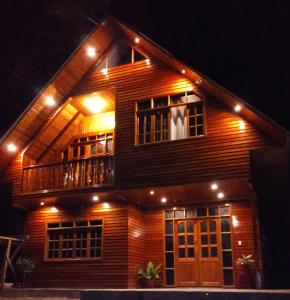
[136, 92, 204, 145]
[46, 219, 103, 260]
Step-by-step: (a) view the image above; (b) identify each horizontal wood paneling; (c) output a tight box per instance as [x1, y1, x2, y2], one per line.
[128, 204, 145, 288]
[23, 202, 129, 288]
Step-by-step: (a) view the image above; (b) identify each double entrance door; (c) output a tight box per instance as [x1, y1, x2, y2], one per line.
[174, 218, 223, 286]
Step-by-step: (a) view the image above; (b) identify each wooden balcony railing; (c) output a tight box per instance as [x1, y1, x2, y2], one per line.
[21, 156, 114, 194]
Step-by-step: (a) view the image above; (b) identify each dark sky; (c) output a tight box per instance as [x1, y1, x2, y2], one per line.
[0, 0, 290, 137]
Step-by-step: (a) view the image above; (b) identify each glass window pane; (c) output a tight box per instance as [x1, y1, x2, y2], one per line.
[220, 206, 230, 216]
[178, 236, 185, 245]
[165, 236, 173, 251]
[209, 221, 216, 232]
[179, 248, 186, 258]
[200, 221, 208, 232]
[166, 252, 174, 268]
[187, 222, 194, 233]
[187, 235, 194, 245]
[165, 220, 173, 234]
[208, 207, 219, 216]
[210, 234, 217, 244]
[202, 247, 209, 257]
[166, 270, 175, 285]
[221, 217, 231, 232]
[178, 222, 185, 233]
[185, 209, 195, 218]
[211, 247, 218, 257]
[222, 234, 232, 249]
[175, 210, 184, 218]
[165, 210, 174, 219]
[197, 208, 207, 217]
[222, 251, 233, 267]
[223, 269, 234, 286]
[138, 100, 151, 110]
[201, 235, 208, 245]
[188, 247, 194, 257]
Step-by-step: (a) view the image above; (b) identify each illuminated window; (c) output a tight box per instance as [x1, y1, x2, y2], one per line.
[136, 92, 204, 145]
[46, 220, 103, 260]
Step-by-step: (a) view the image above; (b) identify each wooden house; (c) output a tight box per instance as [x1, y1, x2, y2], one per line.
[0, 17, 288, 288]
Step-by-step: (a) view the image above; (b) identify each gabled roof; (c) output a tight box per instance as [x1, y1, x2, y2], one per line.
[0, 16, 288, 173]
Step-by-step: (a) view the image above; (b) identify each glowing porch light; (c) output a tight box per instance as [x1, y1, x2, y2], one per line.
[173, 207, 177, 210]
[234, 104, 242, 112]
[87, 47, 96, 57]
[92, 195, 99, 202]
[181, 69, 186, 74]
[83, 96, 106, 114]
[149, 190, 155, 195]
[239, 120, 246, 130]
[101, 68, 108, 75]
[40, 202, 45, 206]
[103, 202, 110, 209]
[211, 183, 218, 191]
[134, 37, 140, 44]
[217, 192, 224, 199]
[145, 58, 150, 65]
[7, 143, 17, 152]
[161, 197, 167, 203]
[51, 207, 58, 213]
[225, 203, 230, 207]
[45, 96, 56, 106]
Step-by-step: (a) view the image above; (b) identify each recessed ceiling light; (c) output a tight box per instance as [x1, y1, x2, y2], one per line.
[51, 207, 58, 213]
[161, 197, 167, 203]
[149, 190, 155, 195]
[40, 202, 45, 206]
[92, 195, 99, 202]
[83, 96, 106, 114]
[217, 192, 224, 199]
[239, 120, 245, 130]
[87, 47, 96, 57]
[145, 58, 150, 65]
[7, 143, 17, 152]
[101, 68, 108, 75]
[173, 207, 177, 210]
[181, 69, 186, 74]
[134, 37, 140, 44]
[103, 202, 110, 209]
[234, 104, 242, 112]
[45, 96, 56, 106]
[225, 203, 230, 207]
[211, 183, 218, 190]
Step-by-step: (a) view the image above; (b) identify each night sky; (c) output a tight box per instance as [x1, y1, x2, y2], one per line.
[0, 0, 290, 137]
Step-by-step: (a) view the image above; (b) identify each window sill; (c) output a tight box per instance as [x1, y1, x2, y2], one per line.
[44, 257, 103, 263]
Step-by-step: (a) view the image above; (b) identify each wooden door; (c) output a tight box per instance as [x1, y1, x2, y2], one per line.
[198, 219, 223, 286]
[174, 218, 223, 286]
[174, 220, 199, 286]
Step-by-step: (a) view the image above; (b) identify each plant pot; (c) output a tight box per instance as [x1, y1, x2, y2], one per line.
[139, 278, 155, 288]
[237, 264, 254, 289]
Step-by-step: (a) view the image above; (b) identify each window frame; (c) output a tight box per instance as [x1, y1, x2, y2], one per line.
[135, 91, 206, 146]
[44, 218, 104, 262]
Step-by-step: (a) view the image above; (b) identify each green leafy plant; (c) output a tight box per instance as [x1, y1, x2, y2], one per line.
[137, 261, 161, 279]
[15, 258, 35, 274]
[236, 254, 255, 266]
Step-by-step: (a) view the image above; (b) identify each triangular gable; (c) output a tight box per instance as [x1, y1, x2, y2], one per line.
[0, 16, 288, 174]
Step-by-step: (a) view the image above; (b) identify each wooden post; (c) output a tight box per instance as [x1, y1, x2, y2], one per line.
[0, 239, 11, 289]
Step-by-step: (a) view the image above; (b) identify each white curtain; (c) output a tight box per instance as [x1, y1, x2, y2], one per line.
[170, 105, 187, 140]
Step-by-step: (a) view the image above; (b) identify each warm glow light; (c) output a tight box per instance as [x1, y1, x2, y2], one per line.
[173, 207, 177, 210]
[188, 86, 194, 91]
[40, 202, 45, 206]
[225, 203, 230, 207]
[87, 47, 96, 57]
[45, 96, 56, 106]
[101, 68, 108, 75]
[103, 202, 110, 209]
[51, 207, 58, 213]
[239, 120, 245, 130]
[161, 197, 167, 203]
[7, 143, 17, 152]
[84, 96, 107, 114]
[232, 215, 239, 228]
[211, 183, 218, 190]
[145, 58, 150, 65]
[234, 104, 242, 112]
[181, 69, 186, 74]
[92, 195, 99, 202]
[217, 192, 224, 199]
[149, 190, 155, 195]
[134, 37, 140, 44]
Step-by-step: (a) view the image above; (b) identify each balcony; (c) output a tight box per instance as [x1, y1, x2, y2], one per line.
[21, 156, 114, 194]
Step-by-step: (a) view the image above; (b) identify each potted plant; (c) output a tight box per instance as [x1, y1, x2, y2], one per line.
[236, 254, 255, 289]
[15, 258, 35, 288]
[137, 261, 161, 288]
